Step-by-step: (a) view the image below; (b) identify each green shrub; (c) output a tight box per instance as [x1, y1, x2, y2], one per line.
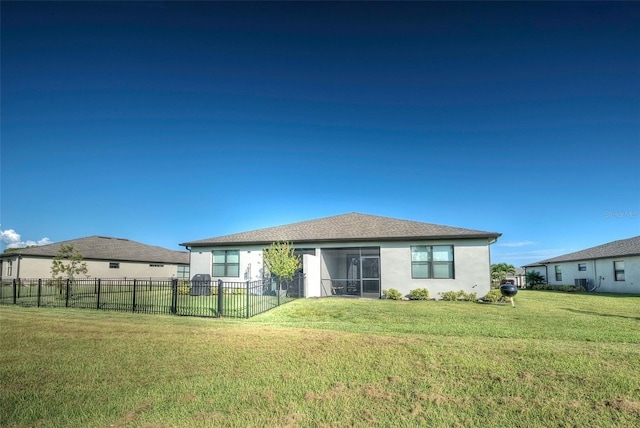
[177, 286, 190, 295]
[408, 288, 430, 300]
[440, 291, 460, 301]
[482, 289, 503, 303]
[459, 291, 477, 302]
[382, 288, 403, 300]
[531, 283, 585, 292]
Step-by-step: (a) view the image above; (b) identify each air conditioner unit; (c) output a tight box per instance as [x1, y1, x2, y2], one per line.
[575, 278, 589, 288]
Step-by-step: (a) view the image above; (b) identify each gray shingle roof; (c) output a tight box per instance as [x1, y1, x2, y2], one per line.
[525, 236, 640, 265]
[181, 212, 501, 247]
[0, 236, 189, 264]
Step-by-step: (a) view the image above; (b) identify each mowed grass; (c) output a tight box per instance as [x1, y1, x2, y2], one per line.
[1, 291, 639, 427]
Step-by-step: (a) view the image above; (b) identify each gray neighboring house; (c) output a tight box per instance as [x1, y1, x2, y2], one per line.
[523, 236, 640, 293]
[0, 236, 190, 281]
[504, 267, 526, 288]
[181, 212, 501, 299]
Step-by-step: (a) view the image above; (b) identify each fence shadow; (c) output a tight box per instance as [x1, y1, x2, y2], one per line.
[562, 308, 640, 321]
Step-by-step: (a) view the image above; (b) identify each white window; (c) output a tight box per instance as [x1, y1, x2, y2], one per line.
[614, 261, 625, 281]
[555, 265, 562, 281]
[411, 246, 454, 279]
[213, 250, 240, 277]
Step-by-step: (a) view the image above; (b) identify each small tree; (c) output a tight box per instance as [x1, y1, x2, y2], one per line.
[525, 271, 546, 289]
[491, 263, 516, 285]
[262, 241, 301, 293]
[51, 244, 89, 296]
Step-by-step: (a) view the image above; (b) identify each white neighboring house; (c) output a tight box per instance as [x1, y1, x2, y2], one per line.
[523, 236, 640, 294]
[180, 212, 501, 299]
[0, 236, 190, 281]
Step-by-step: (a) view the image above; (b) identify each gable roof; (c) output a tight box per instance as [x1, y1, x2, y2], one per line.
[524, 236, 640, 266]
[0, 236, 189, 264]
[181, 212, 501, 247]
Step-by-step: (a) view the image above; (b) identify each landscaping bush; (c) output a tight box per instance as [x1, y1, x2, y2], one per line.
[382, 288, 403, 300]
[482, 289, 503, 303]
[440, 291, 460, 301]
[439, 290, 477, 301]
[531, 283, 585, 292]
[408, 288, 430, 300]
[177, 286, 191, 295]
[459, 291, 477, 302]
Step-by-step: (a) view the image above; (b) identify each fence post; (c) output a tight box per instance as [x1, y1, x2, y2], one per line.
[132, 279, 137, 313]
[37, 279, 42, 307]
[217, 279, 224, 317]
[13, 279, 17, 305]
[277, 278, 280, 306]
[96, 279, 102, 310]
[246, 280, 250, 318]
[171, 279, 178, 314]
[65, 279, 70, 307]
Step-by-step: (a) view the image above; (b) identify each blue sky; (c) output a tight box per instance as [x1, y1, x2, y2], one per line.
[1, 1, 639, 267]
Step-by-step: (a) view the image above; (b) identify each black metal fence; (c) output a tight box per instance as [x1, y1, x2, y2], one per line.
[0, 274, 305, 318]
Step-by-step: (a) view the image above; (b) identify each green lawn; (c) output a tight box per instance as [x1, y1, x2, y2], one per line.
[1, 290, 639, 427]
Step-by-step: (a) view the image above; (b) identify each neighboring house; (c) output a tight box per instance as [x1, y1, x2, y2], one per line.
[504, 267, 526, 288]
[0, 236, 190, 281]
[180, 212, 501, 299]
[523, 236, 640, 294]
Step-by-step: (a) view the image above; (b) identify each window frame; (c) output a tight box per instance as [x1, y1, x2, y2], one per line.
[578, 263, 587, 272]
[555, 265, 562, 281]
[614, 261, 625, 281]
[411, 245, 455, 279]
[177, 265, 190, 279]
[109, 262, 120, 269]
[212, 250, 240, 277]
[7, 260, 13, 276]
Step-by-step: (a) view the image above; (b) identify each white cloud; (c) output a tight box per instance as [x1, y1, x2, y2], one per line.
[24, 238, 53, 247]
[0, 228, 21, 246]
[0, 227, 52, 249]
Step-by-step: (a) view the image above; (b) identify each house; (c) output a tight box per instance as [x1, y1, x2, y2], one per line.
[504, 267, 526, 288]
[523, 236, 640, 293]
[0, 236, 190, 281]
[180, 213, 501, 299]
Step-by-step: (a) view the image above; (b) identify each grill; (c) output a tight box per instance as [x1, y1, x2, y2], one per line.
[500, 284, 518, 307]
[190, 274, 211, 296]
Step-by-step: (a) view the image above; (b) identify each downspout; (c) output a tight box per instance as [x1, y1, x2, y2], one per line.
[185, 246, 191, 279]
[488, 238, 497, 285]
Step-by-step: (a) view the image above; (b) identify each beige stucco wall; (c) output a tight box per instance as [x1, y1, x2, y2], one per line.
[2, 256, 184, 280]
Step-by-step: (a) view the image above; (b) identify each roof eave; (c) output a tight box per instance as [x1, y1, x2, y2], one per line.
[533, 251, 640, 265]
[182, 233, 501, 248]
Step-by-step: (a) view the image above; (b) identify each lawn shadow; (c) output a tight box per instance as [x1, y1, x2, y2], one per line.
[563, 308, 640, 321]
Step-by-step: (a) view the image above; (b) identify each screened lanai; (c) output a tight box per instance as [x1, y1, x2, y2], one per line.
[320, 247, 380, 298]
